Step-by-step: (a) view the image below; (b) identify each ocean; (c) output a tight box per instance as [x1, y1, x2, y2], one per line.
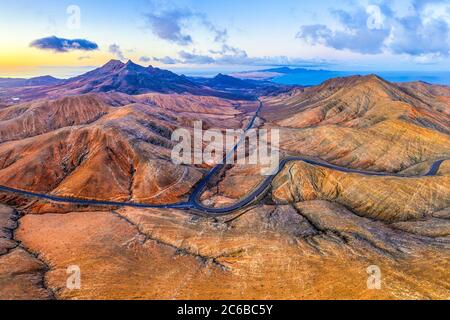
[271, 70, 450, 86]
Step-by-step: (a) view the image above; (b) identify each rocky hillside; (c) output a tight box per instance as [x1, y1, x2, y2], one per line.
[0, 92, 257, 209]
[261, 75, 450, 172]
[272, 160, 450, 221]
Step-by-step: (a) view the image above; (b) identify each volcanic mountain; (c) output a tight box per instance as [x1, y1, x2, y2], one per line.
[0, 60, 285, 102]
[61, 60, 205, 95]
[197, 73, 261, 89]
[2, 60, 213, 100]
[0, 76, 62, 88]
[192, 73, 289, 98]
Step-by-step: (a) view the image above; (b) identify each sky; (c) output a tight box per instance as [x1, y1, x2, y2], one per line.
[0, 0, 449, 78]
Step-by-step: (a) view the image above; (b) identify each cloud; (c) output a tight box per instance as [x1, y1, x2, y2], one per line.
[198, 14, 228, 43]
[413, 0, 446, 10]
[296, 1, 450, 57]
[209, 44, 246, 56]
[140, 55, 181, 65]
[297, 23, 389, 54]
[388, 14, 450, 56]
[30, 36, 98, 52]
[178, 51, 215, 64]
[144, 7, 228, 46]
[152, 56, 180, 64]
[139, 56, 151, 63]
[150, 46, 330, 67]
[174, 45, 250, 65]
[145, 9, 194, 45]
[109, 44, 125, 60]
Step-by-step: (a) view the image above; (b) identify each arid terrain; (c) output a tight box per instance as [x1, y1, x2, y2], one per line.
[0, 61, 449, 300]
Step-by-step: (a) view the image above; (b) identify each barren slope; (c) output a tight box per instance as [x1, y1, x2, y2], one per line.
[260, 75, 450, 173]
[5, 202, 448, 299]
[0, 92, 255, 208]
[272, 160, 450, 221]
[1, 73, 449, 300]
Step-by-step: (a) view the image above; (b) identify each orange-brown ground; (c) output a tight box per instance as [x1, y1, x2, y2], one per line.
[0, 75, 449, 300]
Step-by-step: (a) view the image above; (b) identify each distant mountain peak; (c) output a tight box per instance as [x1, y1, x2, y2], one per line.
[124, 60, 143, 69]
[214, 73, 233, 80]
[103, 59, 125, 68]
[98, 59, 126, 73]
[90, 59, 152, 77]
[32, 75, 60, 81]
[51, 58, 207, 95]
[262, 67, 306, 74]
[319, 74, 387, 88]
[0, 75, 63, 88]
[272, 67, 293, 73]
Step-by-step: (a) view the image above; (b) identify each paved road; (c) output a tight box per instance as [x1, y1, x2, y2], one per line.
[0, 100, 447, 215]
[188, 156, 447, 215]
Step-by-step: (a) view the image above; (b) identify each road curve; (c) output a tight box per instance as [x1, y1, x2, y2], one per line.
[188, 156, 448, 215]
[0, 100, 447, 215]
[0, 156, 446, 215]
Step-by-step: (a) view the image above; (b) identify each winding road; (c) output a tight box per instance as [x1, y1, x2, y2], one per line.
[0, 100, 447, 216]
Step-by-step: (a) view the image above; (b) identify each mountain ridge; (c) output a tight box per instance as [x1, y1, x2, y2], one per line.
[0, 75, 62, 88]
[0, 60, 290, 102]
